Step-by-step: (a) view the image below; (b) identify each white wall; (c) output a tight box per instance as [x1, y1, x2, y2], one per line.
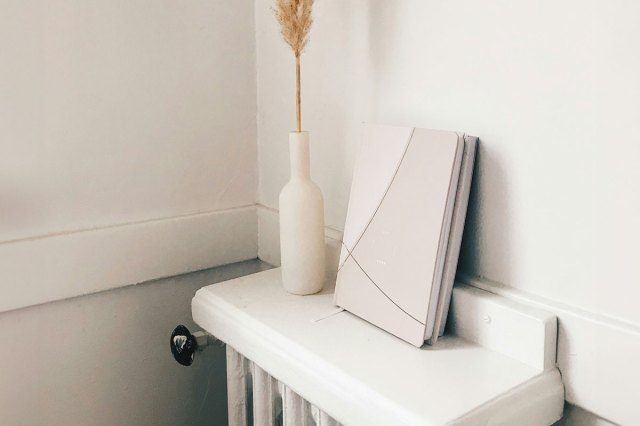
[1, 0, 259, 310]
[256, 1, 640, 424]
[2, 0, 257, 240]
[3, 0, 638, 423]
[1, 1, 259, 425]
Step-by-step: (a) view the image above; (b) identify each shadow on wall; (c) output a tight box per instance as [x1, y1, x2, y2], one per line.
[304, 0, 380, 229]
[552, 403, 617, 426]
[365, 2, 515, 282]
[0, 260, 269, 426]
[458, 142, 514, 283]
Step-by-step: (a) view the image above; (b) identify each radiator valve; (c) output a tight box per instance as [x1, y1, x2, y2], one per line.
[170, 325, 221, 366]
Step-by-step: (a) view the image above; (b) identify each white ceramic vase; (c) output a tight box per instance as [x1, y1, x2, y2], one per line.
[279, 131, 326, 294]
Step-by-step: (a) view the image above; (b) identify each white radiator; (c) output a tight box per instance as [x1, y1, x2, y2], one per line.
[226, 347, 340, 426]
[192, 268, 565, 426]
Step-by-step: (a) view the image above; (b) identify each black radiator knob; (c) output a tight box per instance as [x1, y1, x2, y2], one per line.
[170, 325, 198, 366]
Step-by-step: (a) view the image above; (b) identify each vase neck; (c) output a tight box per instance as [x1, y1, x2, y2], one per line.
[289, 131, 311, 180]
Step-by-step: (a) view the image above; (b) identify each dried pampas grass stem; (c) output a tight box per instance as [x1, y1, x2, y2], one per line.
[274, 0, 314, 132]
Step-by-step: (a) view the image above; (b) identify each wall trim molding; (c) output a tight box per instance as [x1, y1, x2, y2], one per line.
[455, 273, 639, 426]
[0, 205, 259, 313]
[257, 204, 637, 425]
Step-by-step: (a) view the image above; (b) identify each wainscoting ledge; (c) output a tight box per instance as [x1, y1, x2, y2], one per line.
[457, 272, 640, 426]
[0, 205, 258, 313]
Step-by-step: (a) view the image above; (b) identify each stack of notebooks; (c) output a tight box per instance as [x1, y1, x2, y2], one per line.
[334, 124, 477, 347]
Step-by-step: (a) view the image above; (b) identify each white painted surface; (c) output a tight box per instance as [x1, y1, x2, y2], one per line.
[256, 0, 640, 323]
[283, 385, 307, 426]
[0, 206, 257, 313]
[192, 268, 563, 426]
[259, 220, 636, 425]
[1, 0, 258, 308]
[318, 410, 340, 426]
[229, 354, 347, 426]
[252, 363, 277, 426]
[0, 260, 268, 426]
[255, 1, 640, 423]
[449, 284, 557, 372]
[257, 205, 284, 267]
[2, 2, 261, 424]
[460, 272, 640, 426]
[226, 346, 250, 426]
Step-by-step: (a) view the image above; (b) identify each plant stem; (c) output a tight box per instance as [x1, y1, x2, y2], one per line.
[295, 54, 301, 132]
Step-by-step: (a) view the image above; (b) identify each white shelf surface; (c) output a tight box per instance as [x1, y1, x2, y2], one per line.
[192, 268, 564, 426]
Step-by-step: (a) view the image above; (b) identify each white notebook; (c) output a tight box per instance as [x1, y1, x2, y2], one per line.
[334, 124, 477, 347]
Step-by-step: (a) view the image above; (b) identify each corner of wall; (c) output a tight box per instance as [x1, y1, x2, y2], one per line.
[257, 204, 342, 280]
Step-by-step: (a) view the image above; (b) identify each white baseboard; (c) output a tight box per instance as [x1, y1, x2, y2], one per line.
[457, 272, 639, 426]
[0, 206, 258, 313]
[257, 204, 342, 281]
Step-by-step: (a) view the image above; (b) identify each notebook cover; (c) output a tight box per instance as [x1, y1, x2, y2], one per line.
[334, 124, 464, 347]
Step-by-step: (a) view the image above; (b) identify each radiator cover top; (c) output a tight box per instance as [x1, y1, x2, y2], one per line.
[192, 268, 564, 426]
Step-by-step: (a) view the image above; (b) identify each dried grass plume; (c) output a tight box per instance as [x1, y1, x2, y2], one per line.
[274, 0, 314, 58]
[274, 0, 314, 132]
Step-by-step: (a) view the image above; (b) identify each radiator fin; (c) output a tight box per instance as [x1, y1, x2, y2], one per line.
[226, 347, 340, 426]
